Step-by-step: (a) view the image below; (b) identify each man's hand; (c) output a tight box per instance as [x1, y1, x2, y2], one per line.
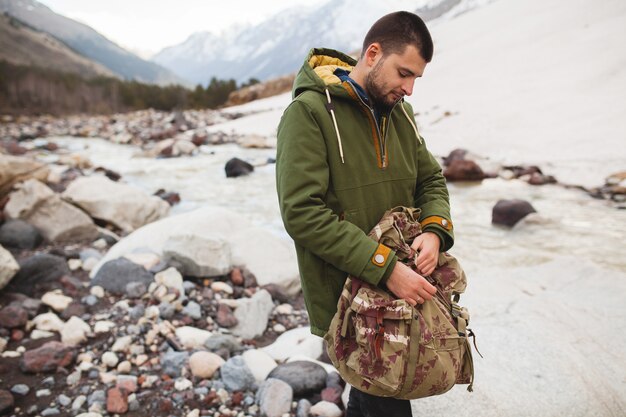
[411, 232, 440, 276]
[386, 262, 436, 306]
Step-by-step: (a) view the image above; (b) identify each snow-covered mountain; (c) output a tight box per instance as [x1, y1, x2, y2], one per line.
[152, 0, 487, 85]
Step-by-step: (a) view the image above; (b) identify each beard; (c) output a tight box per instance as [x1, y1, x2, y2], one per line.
[365, 58, 399, 113]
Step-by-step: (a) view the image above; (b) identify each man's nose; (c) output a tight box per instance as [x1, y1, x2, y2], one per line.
[402, 79, 415, 96]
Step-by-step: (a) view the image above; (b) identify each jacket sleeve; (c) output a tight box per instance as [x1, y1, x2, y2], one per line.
[407, 105, 455, 251]
[276, 99, 397, 286]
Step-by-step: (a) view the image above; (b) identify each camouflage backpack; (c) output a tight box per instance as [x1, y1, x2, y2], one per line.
[324, 206, 479, 400]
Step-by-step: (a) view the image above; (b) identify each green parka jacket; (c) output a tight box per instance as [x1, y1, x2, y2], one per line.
[276, 48, 454, 337]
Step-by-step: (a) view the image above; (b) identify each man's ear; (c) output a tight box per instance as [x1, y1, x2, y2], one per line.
[363, 42, 383, 67]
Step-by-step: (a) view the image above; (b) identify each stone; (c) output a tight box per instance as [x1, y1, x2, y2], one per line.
[230, 227, 300, 294]
[125, 281, 147, 298]
[175, 326, 213, 349]
[61, 316, 91, 345]
[90, 286, 105, 298]
[242, 349, 277, 382]
[0, 154, 49, 197]
[182, 301, 202, 320]
[117, 360, 132, 373]
[211, 281, 233, 294]
[42, 290, 73, 312]
[123, 252, 162, 271]
[231, 289, 274, 339]
[101, 351, 119, 368]
[158, 302, 176, 319]
[274, 303, 294, 315]
[60, 302, 87, 320]
[154, 267, 185, 297]
[0, 305, 28, 328]
[62, 176, 170, 233]
[492, 199, 538, 227]
[57, 394, 72, 406]
[116, 375, 138, 392]
[72, 395, 87, 411]
[230, 267, 244, 285]
[41, 408, 60, 416]
[443, 159, 486, 182]
[111, 336, 133, 353]
[261, 283, 291, 304]
[0, 219, 42, 249]
[163, 234, 232, 277]
[10, 384, 29, 395]
[32, 312, 65, 332]
[4, 179, 98, 242]
[321, 386, 343, 405]
[326, 372, 343, 389]
[93, 320, 116, 334]
[91, 258, 154, 295]
[7, 253, 70, 295]
[189, 351, 224, 379]
[221, 355, 256, 391]
[310, 401, 342, 417]
[262, 327, 323, 362]
[204, 333, 241, 354]
[161, 350, 189, 378]
[225, 157, 254, 178]
[216, 303, 238, 328]
[0, 246, 19, 291]
[20, 341, 75, 373]
[267, 361, 327, 396]
[174, 377, 193, 391]
[296, 399, 312, 417]
[106, 387, 128, 414]
[442, 148, 469, 166]
[255, 378, 293, 417]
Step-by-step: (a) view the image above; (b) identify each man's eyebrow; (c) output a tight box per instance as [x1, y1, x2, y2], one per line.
[398, 66, 417, 77]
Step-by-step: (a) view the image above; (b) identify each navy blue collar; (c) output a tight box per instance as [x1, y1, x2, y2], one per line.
[334, 68, 384, 124]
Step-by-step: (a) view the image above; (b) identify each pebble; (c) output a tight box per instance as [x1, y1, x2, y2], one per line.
[72, 395, 87, 411]
[117, 360, 132, 373]
[274, 304, 294, 315]
[189, 351, 225, 378]
[67, 370, 82, 386]
[90, 286, 105, 298]
[93, 320, 116, 334]
[11, 384, 30, 395]
[111, 335, 133, 352]
[182, 301, 202, 320]
[158, 302, 176, 319]
[82, 295, 98, 306]
[101, 351, 119, 368]
[36, 389, 51, 397]
[273, 323, 286, 333]
[61, 316, 91, 345]
[30, 329, 55, 339]
[211, 281, 233, 294]
[309, 401, 342, 417]
[175, 378, 193, 391]
[58, 394, 72, 407]
[32, 312, 65, 332]
[126, 281, 147, 298]
[68, 258, 82, 270]
[41, 408, 60, 416]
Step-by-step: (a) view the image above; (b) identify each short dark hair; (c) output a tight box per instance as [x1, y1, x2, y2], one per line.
[361, 11, 433, 62]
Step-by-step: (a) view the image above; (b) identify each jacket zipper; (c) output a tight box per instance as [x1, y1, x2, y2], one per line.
[346, 82, 397, 169]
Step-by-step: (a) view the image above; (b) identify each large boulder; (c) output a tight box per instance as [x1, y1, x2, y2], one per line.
[91, 258, 153, 295]
[4, 179, 98, 243]
[0, 154, 49, 198]
[443, 159, 487, 182]
[492, 199, 538, 227]
[0, 245, 19, 291]
[0, 219, 43, 249]
[163, 235, 232, 277]
[89, 207, 300, 294]
[62, 176, 170, 233]
[8, 253, 70, 295]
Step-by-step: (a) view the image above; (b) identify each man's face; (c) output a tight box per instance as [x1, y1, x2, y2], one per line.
[365, 44, 427, 111]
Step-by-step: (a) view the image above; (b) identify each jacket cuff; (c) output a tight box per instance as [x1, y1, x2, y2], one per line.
[358, 243, 397, 286]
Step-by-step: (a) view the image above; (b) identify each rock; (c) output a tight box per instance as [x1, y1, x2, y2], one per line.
[106, 387, 128, 414]
[91, 258, 154, 295]
[61, 316, 91, 345]
[57, 394, 71, 407]
[101, 352, 119, 368]
[125, 281, 147, 298]
[242, 349, 277, 382]
[174, 377, 193, 391]
[274, 303, 294, 315]
[0, 154, 49, 197]
[4, 179, 98, 242]
[189, 351, 224, 378]
[310, 401, 342, 417]
[117, 361, 132, 373]
[154, 189, 181, 206]
[10, 384, 30, 396]
[230, 268, 244, 286]
[163, 235, 232, 277]
[42, 290, 73, 312]
[492, 199, 538, 227]
[111, 336, 133, 353]
[442, 148, 469, 166]
[262, 327, 323, 362]
[62, 176, 170, 233]
[204, 333, 241, 355]
[32, 312, 65, 332]
[182, 301, 202, 320]
[326, 372, 343, 389]
[7, 253, 70, 295]
[255, 378, 293, 417]
[116, 375, 138, 392]
[161, 350, 189, 378]
[225, 157, 254, 178]
[237, 134, 275, 149]
[155, 267, 184, 297]
[60, 301, 87, 320]
[0, 246, 19, 291]
[20, 341, 75, 373]
[527, 172, 557, 185]
[216, 303, 238, 328]
[211, 281, 233, 294]
[230, 227, 300, 294]
[0, 219, 42, 249]
[174, 326, 212, 349]
[221, 356, 256, 392]
[443, 159, 486, 182]
[0, 305, 28, 328]
[297, 399, 312, 417]
[158, 301, 175, 319]
[267, 361, 327, 396]
[321, 386, 343, 405]
[172, 140, 196, 156]
[231, 289, 274, 339]
[41, 408, 60, 416]
[0, 390, 14, 415]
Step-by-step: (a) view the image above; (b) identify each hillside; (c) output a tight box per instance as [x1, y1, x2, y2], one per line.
[0, 13, 115, 79]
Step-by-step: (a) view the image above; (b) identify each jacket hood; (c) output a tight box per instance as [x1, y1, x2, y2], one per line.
[292, 48, 357, 99]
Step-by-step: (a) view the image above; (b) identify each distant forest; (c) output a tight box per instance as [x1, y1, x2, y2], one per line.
[0, 60, 259, 116]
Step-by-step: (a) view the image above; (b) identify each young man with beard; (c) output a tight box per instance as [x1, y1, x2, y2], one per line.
[276, 11, 453, 416]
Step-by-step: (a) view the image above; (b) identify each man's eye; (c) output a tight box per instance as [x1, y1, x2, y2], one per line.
[399, 72, 408, 78]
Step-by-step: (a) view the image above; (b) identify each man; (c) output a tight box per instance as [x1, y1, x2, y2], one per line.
[276, 11, 453, 417]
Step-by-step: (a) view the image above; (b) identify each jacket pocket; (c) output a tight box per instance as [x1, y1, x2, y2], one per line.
[344, 285, 412, 394]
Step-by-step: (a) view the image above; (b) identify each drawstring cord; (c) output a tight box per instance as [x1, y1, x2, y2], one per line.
[400, 103, 423, 144]
[324, 88, 345, 163]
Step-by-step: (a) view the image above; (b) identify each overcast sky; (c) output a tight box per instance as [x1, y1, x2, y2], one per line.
[37, 0, 318, 57]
